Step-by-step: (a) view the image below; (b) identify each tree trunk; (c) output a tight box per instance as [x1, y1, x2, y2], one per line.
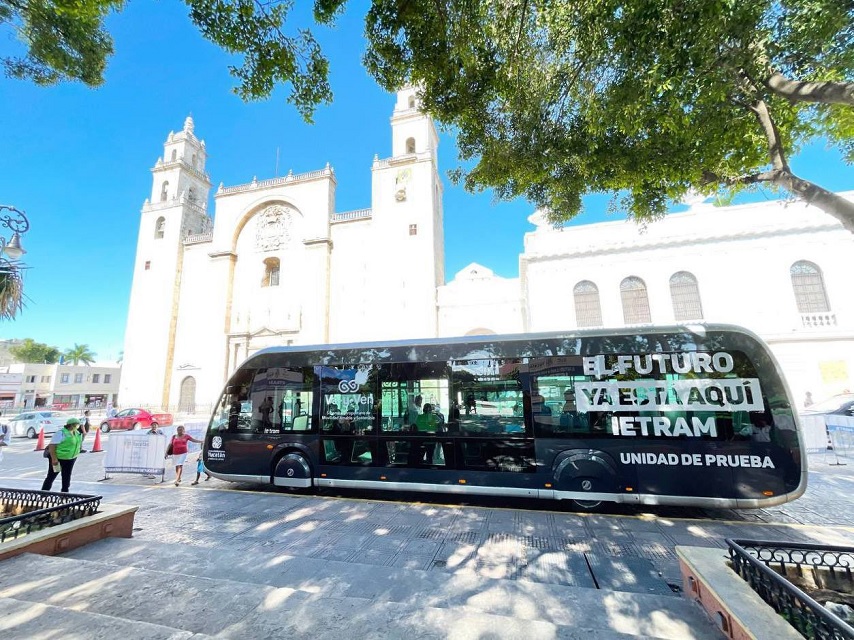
[772, 170, 854, 233]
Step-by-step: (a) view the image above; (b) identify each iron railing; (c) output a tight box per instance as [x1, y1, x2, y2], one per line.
[727, 538, 854, 640]
[0, 488, 101, 543]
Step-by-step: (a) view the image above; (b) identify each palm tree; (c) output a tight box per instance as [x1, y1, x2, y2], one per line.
[0, 262, 24, 320]
[65, 344, 96, 365]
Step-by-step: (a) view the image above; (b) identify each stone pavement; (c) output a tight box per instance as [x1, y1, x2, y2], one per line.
[1, 445, 853, 639]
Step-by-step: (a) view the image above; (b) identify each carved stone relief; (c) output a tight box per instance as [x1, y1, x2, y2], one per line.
[255, 204, 295, 251]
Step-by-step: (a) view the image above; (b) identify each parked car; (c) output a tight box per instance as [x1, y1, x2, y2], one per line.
[99, 408, 173, 433]
[802, 394, 854, 418]
[5, 411, 69, 439]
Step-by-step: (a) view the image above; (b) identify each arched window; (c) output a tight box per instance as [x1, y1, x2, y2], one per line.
[179, 376, 196, 413]
[170, 149, 177, 162]
[408, 96, 416, 109]
[405, 137, 416, 154]
[188, 187, 197, 202]
[154, 217, 166, 239]
[263, 258, 280, 287]
[192, 153, 197, 168]
[791, 261, 829, 312]
[160, 181, 169, 201]
[573, 281, 603, 327]
[670, 271, 703, 321]
[620, 276, 651, 324]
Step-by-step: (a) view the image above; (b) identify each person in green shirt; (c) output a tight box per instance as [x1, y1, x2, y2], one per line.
[415, 403, 438, 433]
[41, 417, 83, 493]
[415, 403, 440, 464]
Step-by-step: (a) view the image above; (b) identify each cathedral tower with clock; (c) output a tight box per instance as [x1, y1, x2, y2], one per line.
[120, 88, 447, 410]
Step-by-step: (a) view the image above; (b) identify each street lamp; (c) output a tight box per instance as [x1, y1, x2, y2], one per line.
[0, 204, 30, 320]
[0, 205, 29, 260]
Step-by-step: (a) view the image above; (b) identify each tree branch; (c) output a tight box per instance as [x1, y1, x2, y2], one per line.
[764, 71, 854, 107]
[748, 93, 790, 172]
[702, 169, 854, 233]
[512, 0, 529, 61]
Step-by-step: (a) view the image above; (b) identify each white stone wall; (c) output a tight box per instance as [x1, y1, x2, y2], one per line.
[438, 264, 523, 337]
[519, 197, 854, 401]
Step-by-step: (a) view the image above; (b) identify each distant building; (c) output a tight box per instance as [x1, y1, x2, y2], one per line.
[120, 89, 854, 411]
[0, 363, 121, 410]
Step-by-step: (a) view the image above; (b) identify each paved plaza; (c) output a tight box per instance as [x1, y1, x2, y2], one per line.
[1, 437, 853, 638]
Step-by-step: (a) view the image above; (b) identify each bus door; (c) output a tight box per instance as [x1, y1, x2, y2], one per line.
[449, 358, 535, 475]
[375, 362, 456, 471]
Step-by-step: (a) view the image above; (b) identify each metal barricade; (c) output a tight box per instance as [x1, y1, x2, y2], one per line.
[826, 415, 854, 466]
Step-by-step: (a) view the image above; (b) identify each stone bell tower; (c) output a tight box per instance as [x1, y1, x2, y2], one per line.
[120, 116, 213, 407]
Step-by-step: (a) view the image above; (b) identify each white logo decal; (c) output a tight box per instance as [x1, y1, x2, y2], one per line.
[212, 436, 223, 449]
[287, 468, 295, 477]
[338, 379, 360, 393]
[581, 480, 592, 491]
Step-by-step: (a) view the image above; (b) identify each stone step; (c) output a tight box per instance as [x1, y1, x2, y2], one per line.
[0, 594, 210, 640]
[0, 543, 721, 639]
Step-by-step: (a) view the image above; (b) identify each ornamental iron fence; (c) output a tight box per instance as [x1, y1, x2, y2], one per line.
[727, 538, 854, 640]
[0, 487, 101, 543]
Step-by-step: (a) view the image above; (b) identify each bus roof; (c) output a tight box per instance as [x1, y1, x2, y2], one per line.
[241, 323, 768, 367]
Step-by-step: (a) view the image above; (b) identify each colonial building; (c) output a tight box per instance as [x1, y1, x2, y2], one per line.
[120, 88, 854, 412]
[0, 362, 121, 410]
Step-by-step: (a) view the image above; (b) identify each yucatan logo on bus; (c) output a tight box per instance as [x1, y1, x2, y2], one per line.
[338, 379, 360, 393]
[581, 480, 592, 491]
[212, 436, 223, 449]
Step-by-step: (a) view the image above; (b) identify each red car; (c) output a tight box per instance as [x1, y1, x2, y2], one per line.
[99, 408, 173, 433]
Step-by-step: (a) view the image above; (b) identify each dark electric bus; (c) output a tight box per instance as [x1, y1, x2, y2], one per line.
[202, 324, 807, 509]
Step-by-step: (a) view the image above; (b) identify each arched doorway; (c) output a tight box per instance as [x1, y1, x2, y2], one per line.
[179, 376, 196, 413]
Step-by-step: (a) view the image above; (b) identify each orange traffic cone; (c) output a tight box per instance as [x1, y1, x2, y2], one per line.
[90, 428, 103, 453]
[34, 427, 46, 451]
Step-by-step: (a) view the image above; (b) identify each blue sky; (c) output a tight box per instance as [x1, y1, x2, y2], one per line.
[0, 0, 851, 363]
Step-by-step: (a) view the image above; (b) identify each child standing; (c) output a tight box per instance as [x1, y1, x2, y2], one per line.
[191, 454, 211, 485]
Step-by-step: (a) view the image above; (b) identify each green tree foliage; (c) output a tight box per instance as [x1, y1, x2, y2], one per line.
[3, 0, 852, 225]
[64, 343, 96, 365]
[364, 0, 854, 229]
[9, 338, 60, 363]
[1, 0, 347, 121]
[0, 0, 123, 86]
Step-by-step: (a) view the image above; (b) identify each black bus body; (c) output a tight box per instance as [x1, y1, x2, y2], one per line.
[201, 324, 807, 509]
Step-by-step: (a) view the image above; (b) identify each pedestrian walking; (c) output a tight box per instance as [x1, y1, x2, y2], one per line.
[41, 417, 84, 493]
[191, 454, 211, 485]
[79, 409, 91, 453]
[166, 425, 203, 486]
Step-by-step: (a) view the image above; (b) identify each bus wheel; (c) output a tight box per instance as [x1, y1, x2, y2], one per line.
[273, 452, 313, 491]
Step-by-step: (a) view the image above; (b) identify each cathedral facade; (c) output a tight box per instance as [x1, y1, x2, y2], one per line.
[120, 89, 854, 412]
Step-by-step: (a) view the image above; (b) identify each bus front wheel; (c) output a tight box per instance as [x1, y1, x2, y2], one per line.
[272, 452, 313, 491]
